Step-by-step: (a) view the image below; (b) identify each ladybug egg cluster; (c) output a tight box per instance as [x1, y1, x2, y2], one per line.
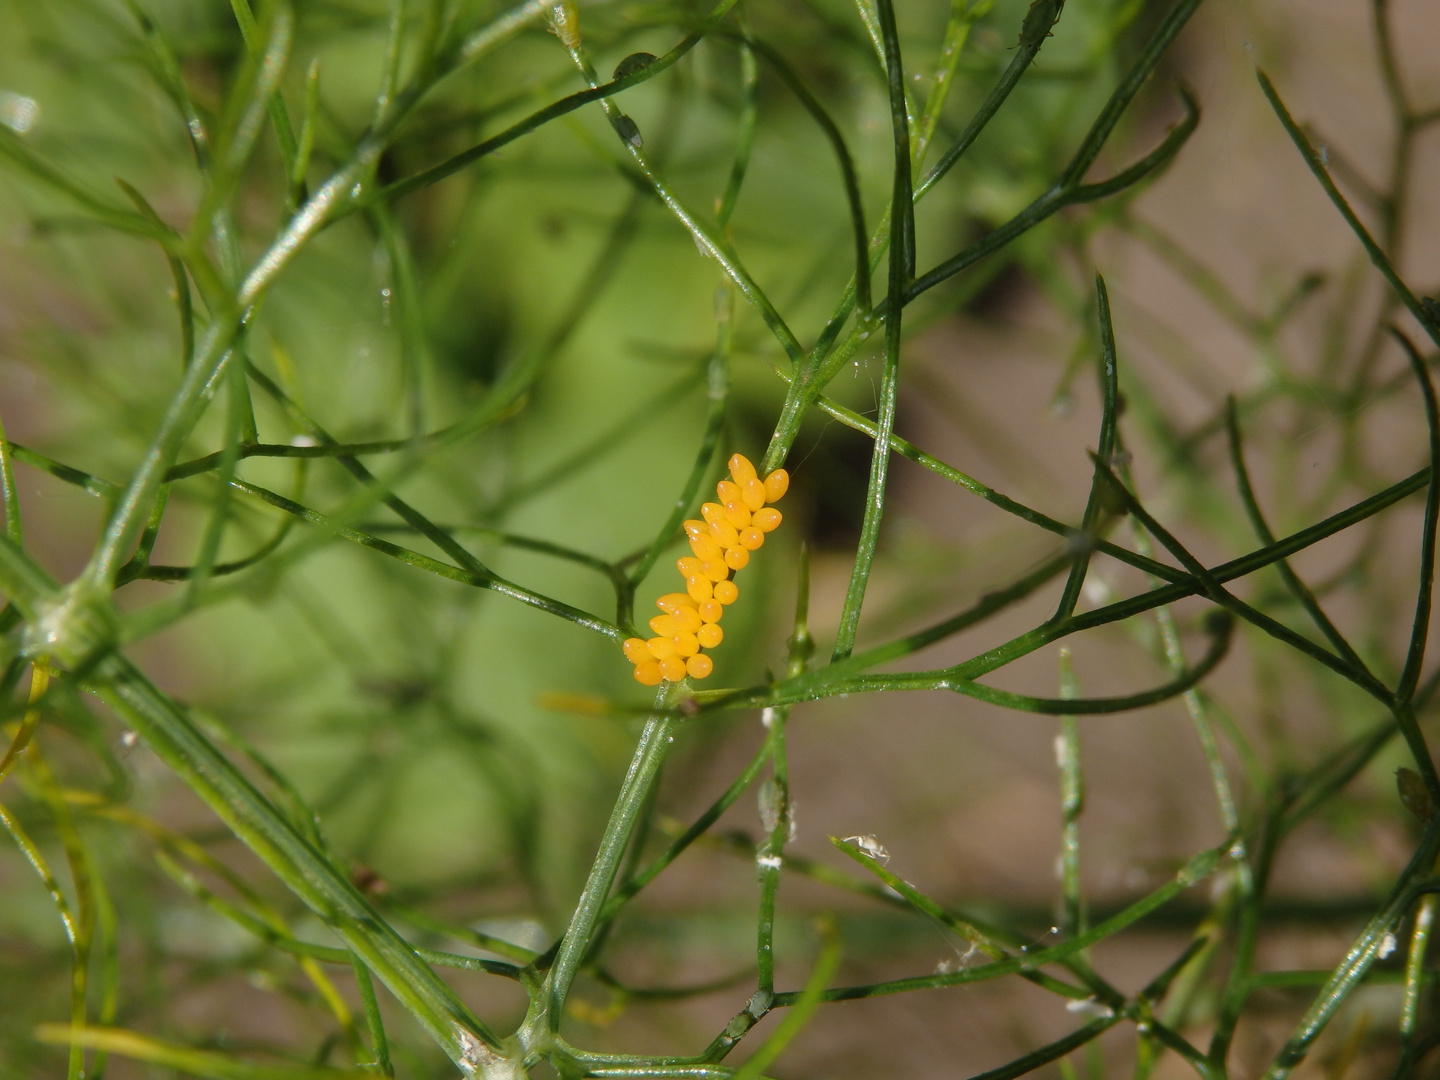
[624, 454, 788, 685]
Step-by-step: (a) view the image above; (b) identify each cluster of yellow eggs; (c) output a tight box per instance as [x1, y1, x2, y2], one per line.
[623, 454, 788, 685]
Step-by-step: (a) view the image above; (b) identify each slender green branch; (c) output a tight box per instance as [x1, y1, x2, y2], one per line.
[1395, 329, 1440, 705]
[540, 696, 679, 1033]
[769, 842, 1226, 1004]
[829, 0, 911, 661]
[1054, 276, 1121, 622]
[224, 478, 622, 640]
[89, 655, 509, 1069]
[1224, 398, 1371, 675]
[376, 0, 742, 205]
[1257, 71, 1440, 350]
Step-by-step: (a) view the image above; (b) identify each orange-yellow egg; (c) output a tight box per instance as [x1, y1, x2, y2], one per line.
[689, 535, 722, 560]
[647, 636, 677, 660]
[701, 557, 729, 582]
[677, 556, 705, 577]
[763, 469, 789, 503]
[738, 528, 764, 551]
[714, 580, 739, 605]
[649, 614, 681, 637]
[686, 653, 713, 679]
[657, 593, 697, 615]
[716, 480, 742, 504]
[623, 638, 651, 664]
[708, 520, 740, 549]
[729, 453, 758, 485]
[701, 502, 729, 527]
[722, 501, 752, 528]
[659, 655, 687, 682]
[672, 632, 700, 657]
[697, 623, 723, 649]
[683, 520, 709, 543]
[634, 660, 663, 685]
[686, 575, 714, 602]
[724, 547, 749, 571]
[741, 477, 766, 511]
[698, 600, 723, 623]
[672, 606, 703, 634]
[752, 507, 782, 533]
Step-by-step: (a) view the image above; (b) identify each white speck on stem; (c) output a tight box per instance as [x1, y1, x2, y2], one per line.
[1066, 997, 1115, 1019]
[454, 1027, 485, 1075]
[290, 434, 319, 447]
[758, 779, 781, 833]
[757, 853, 783, 870]
[453, 1026, 523, 1079]
[0, 91, 39, 134]
[1378, 930, 1398, 959]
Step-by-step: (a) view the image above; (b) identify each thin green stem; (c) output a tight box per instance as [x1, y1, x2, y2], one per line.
[770, 842, 1225, 1005]
[1395, 329, 1440, 706]
[1057, 648, 1084, 939]
[0, 417, 20, 546]
[541, 697, 679, 1033]
[352, 955, 395, 1077]
[829, 0, 911, 661]
[1258, 71, 1440, 350]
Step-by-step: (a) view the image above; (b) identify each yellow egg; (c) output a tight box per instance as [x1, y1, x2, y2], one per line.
[716, 480, 742, 504]
[741, 477, 766, 511]
[659, 655, 687, 682]
[763, 469, 789, 503]
[686, 653, 713, 679]
[634, 660, 664, 685]
[698, 600, 723, 623]
[649, 614, 681, 637]
[701, 557, 729, 582]
[686, 575, 714, 602]
[623, 638, 651, 664]
[724, 547, 749, 570]
[714, 580, 738, 605]
[672, 632, 700, 657]
[729, 453, 758, 485]
[723, 501, 752, 528]
[738, 528, 764, 551]
[709, 520, 740, 549]
[677, 556, 705, 577]
[701, 503, 730, 527]
[673, 606, 703, 634]
[647, 636, 677, 659]
[657, 593, 697, 615]
[697, 623, 723, 649]
[689, 535, 722, 560]
[752, 507, 782, 533]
